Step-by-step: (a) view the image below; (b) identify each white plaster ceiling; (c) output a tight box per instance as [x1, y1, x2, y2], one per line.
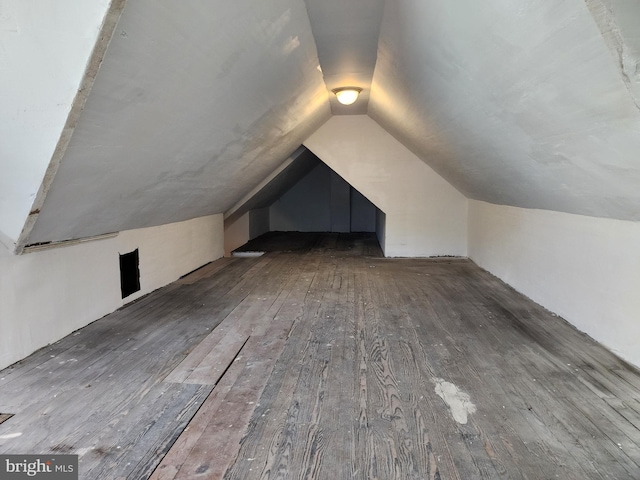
[0, 0, 116, 249]
[304, 0, 385, 115]
[12, 0, 640, 247]
[369, 0, 640, 220]
[27, 0, 331, 244]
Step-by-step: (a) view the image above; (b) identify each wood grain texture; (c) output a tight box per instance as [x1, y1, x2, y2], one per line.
[1, 233, 639, 479]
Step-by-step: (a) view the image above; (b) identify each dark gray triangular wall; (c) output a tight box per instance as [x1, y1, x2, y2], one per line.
[269, 162, 377, 233]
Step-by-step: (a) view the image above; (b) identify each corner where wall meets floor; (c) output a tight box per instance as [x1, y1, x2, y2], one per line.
[468, 200, 640, 369]
[0, 214, 224, 370]
[2, 197, 639, 374]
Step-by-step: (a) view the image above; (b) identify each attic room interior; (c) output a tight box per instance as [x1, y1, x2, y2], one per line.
[1, 0, 640, 478]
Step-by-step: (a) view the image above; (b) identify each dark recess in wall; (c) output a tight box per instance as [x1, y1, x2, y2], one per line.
[119, 249, 140, 298]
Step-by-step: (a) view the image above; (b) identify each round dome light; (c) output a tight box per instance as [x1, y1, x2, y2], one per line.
[332, 87, 363, 106]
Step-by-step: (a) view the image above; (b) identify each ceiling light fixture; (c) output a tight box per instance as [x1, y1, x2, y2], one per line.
[332, 87, 363, 106]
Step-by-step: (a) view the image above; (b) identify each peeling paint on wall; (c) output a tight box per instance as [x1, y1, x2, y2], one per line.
[0, 0, 117, 250]
[584, 0, 640, 110]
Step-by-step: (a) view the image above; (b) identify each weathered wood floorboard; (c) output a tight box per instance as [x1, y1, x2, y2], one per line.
[1, 233, 639, 480]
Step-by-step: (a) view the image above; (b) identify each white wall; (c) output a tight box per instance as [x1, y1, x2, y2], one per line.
[0, 0, 112, 247]
[304, 115, 468, 257]
[0, 214, 224, 370]
[224, 213, 250, 256]
[224, 208, 272, 256]
[468, 200, 640, 367]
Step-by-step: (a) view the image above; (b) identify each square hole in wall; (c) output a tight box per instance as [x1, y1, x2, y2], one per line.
[119, 249, 140, 299]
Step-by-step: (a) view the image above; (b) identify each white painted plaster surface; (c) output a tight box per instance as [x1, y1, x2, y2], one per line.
[468, 200, 640, 367]
[0, 214, 223, 370]
[434, 378, 476, 425]
[370, 0, 640, 221]
[304, 0, 385, 114]
[304, 116, 468, 257]
[27, 0, 330, 245]
[224, 213, 251, 257]
[0, 0, 111, 245]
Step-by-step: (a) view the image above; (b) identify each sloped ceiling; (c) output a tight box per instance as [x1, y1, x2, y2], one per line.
[11, 0, 640, 248]
[224, 146, 320, 225]
[303, 0, 385, 115]
[26, 0, 331, 245]
[0, 0, 118, 250]
[369, 0, 640, 220]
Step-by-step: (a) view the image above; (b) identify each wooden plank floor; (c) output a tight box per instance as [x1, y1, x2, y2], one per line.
[1, 232, 639, 479]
